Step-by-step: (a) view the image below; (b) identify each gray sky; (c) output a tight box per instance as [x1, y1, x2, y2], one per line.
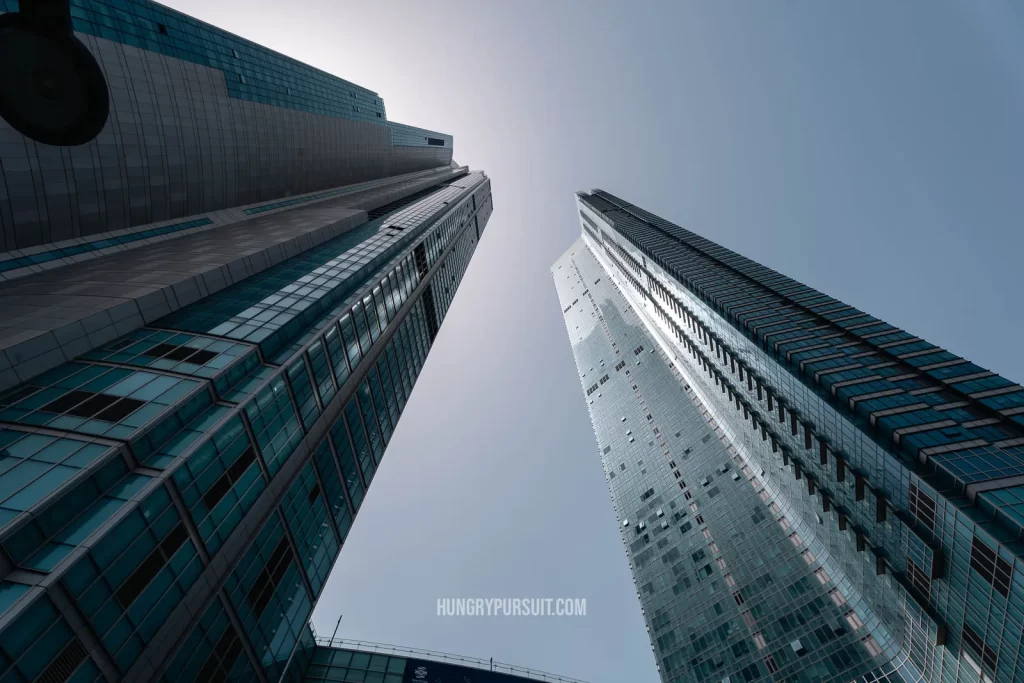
[166, 2, 1024, 681]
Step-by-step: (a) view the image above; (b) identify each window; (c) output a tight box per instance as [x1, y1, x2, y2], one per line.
[970, 536, 1011, 597]
[426, 137, 445, 146]
[906, 557, 931, 601]
[962, 624, 998, 675]
[142, 342, 218, 366]
[116, 523, 188, 608]
[908, 482, 936, 530]
[42, 390, 144, 422]
[246, 538, 293, 616]
[194, 626, 245, 682]
[863, 636, 883, 658]
[202, 446, 257, 511]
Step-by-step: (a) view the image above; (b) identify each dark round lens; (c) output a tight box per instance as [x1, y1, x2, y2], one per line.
[0, 13, 109, 147]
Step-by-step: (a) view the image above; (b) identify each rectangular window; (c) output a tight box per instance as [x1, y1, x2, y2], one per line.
[377, 354, 403, 423]
[324, 325, 350, 388]
[246, 537, 292, 617]
[908, 482, 936, 530]
[116, 522, 188, 608]
[339, 314, 362, 371]
[390, 327, 414, 398]
[42, 390, 144, 422]
[307, 341, 336, 407]
[382, 277, 399, 320]
[413, 243, 429, 278]
[286, 358, 319, 431]
[196, 627, 245, 682]
[344, 398, 376, 485]
[366, 367, 394, 447]
[906, 557, 931, 601]
[962, 624, 998, 674]
[384, 345, 409, 410]
[142, 343, 217, 366]
[244, 377, 302, 476]
[330, 427, 364, 510]
[363, 294, 382, 340]
[352, 303, 373, 355]
[202, 446, 257, 512]
[970, 536, 1011, 597]
[371, 288, 389, 332]
[312, 441, 352, 540]
[281, 463, 338, 595]
[422, 288, 440, 340]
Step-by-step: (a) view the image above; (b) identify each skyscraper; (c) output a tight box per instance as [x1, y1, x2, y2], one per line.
[553, 190, 1024, 683]
[0, 2, 492, 682]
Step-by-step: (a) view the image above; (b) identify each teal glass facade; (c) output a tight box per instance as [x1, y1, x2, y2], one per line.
[0, 3, 498, 682]
[0, 169, 492, 682]
[0, 15, 494, 666]
[554, 190, 1024, 682]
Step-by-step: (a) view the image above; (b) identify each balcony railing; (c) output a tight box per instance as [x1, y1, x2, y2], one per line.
[311, 635, 589, 683]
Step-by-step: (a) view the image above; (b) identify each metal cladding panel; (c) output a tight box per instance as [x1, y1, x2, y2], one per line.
[0, 0, 453, 253]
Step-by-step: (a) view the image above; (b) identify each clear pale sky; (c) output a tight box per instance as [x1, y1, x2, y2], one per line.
[164, 2, 1024, 681]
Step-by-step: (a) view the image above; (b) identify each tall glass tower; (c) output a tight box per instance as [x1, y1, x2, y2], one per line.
[0, 2, 493, 682]
[553, 190, 1024, 683]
